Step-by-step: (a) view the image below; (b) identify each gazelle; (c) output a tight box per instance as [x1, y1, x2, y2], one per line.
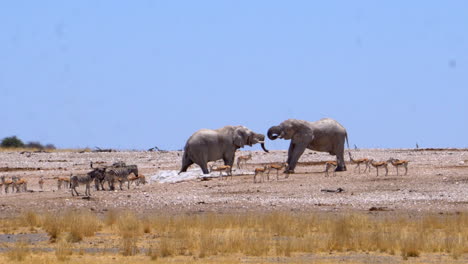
[267, 162, 287, 180]
[237, 154, 252, 169]
[38, 176, 44, 190]
[57, 177, 71, 190]
[1, 176, 15, 193]
[369, 159, 388, 176]
[126, 173, 146, 187]
[253, 165, 268, 183]
[387, 158, 409, 176]
[348, 152, 371, 173]
[210, 165, 232, 179]
[324, 161, 338, 177]
[14, 178, 27, 193]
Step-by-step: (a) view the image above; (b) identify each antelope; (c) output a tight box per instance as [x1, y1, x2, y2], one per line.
[210, 165, 232, 179]
[237, 154, 252, 169]
[38, 176, 44, 190]
[324, 161, 337, 177]
[70, 168, 106, 196]
[267, 162, 287, 180]
[369, 159, 388, 176]
[137, 174, 147, 185]
[1, 176, 15, 193]
[127, 173, 139, 186]
[57, 177, 71, 190]
[253, 165, 268, 183]
[348, 152, 371, 173]
[387, 158, 409, 176]
[13, 178, 27, 193]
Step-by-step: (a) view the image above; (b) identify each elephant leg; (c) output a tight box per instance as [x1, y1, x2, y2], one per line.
[223, 156, 234, 178]
[286, 143, 307, 173]
[335, 148, 347, 171]
[180, 155, 194, 173]
[198, 163, 210, 174]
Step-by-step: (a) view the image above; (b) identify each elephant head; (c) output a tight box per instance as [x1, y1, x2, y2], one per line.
[267, 120, 298, 140]
[234, 126, 269, 152]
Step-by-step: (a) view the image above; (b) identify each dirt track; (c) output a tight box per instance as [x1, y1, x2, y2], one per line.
[0, 149, 467, 218]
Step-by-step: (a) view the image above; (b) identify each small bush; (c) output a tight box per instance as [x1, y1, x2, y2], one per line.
[1, 136, 24, 148]
[25, 141, 44, 150]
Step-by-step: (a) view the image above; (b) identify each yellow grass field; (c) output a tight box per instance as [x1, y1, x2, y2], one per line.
[0, 210, 467, 263]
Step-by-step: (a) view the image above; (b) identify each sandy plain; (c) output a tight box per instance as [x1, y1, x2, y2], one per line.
[0, 148, 467, 263]
[0, 148, 467, 217]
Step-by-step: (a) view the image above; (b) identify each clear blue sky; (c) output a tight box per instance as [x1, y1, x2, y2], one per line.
[1, 1, 467, 150]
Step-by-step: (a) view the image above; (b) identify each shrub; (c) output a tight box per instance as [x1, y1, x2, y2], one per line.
[1, 136, 24, 148]
[25, 141, 44, 150]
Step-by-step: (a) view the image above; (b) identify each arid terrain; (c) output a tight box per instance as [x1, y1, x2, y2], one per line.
[0, 148, 467, 263]
[0, 148, 467, 216]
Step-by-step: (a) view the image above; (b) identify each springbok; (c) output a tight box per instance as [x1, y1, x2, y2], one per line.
[13, 178, 27, 193]
[387, 158, 409, 176]
[236, 154, 252, 169]
[324, 161, 338, 177]
[348, 152, 371, 173]
[210, 165, 232, 179]
[57, 177, 71, 190]
[38, 176, 44, 190]
[253, 165, 268, 183]
[369, 159, 388, 176]
[267, 162, 287, 180]
[1, 176, 14, 193]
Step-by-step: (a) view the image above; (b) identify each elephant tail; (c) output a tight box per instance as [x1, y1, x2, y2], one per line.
[345, 132, 350, 149]
[179, 146, 192, 174]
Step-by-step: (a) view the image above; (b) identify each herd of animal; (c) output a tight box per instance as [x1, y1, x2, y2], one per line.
[0, 118, 411, 196]
[324, 152, 409, 177]
[0, 151, 409, 196]
[0, 161, 146, 196]
[212, 152, 410, 183]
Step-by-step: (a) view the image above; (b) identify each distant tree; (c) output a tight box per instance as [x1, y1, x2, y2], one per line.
[1, 136, 25, 148]
[45, 144, 56, 150]
[25, 141, 45, 150]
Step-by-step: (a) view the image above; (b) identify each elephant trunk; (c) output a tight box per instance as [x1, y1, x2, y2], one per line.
[267, 126, 282, 140]
[260, 142, 269, 153]
[255, 134, 269, 153]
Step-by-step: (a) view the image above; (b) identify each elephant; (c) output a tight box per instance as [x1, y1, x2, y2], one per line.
[267, 118, 349, 173]
[180, 125, 269, 174]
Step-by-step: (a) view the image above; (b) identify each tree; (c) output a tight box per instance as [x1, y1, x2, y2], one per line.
[25, 141, 44, 150]
[1, 136, 25, 148]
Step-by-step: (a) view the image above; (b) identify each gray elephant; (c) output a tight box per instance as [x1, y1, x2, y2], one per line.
[267, 118, 349, 173]
[180, 125, 269, 174]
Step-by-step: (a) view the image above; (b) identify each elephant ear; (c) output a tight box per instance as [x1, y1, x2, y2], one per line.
[233, 128, 247, 148]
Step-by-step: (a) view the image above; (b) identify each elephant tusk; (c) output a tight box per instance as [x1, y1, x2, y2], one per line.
[258, 141, 265, 144]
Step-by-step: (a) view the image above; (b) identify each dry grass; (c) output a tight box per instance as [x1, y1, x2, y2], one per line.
[55, 239, 73, 261]
[40, 210, 101, 243]
[117, 211, 142, 256]
[1, 210, 467, 262]
[6, 240, 30, 261]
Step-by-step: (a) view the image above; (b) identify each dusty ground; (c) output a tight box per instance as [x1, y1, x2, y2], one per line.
[0, 148, 467, 217]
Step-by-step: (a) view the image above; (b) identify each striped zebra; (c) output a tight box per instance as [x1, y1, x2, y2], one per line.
[93, 161, 127, 191]
[105, 165, 139, 190]
[70, 167, 107, 196]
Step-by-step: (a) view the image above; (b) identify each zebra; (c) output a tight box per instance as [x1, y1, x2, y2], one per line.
[70, 167, 106, 196]
[92, 161, 127, 191]
[105, 165, 139, 191]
